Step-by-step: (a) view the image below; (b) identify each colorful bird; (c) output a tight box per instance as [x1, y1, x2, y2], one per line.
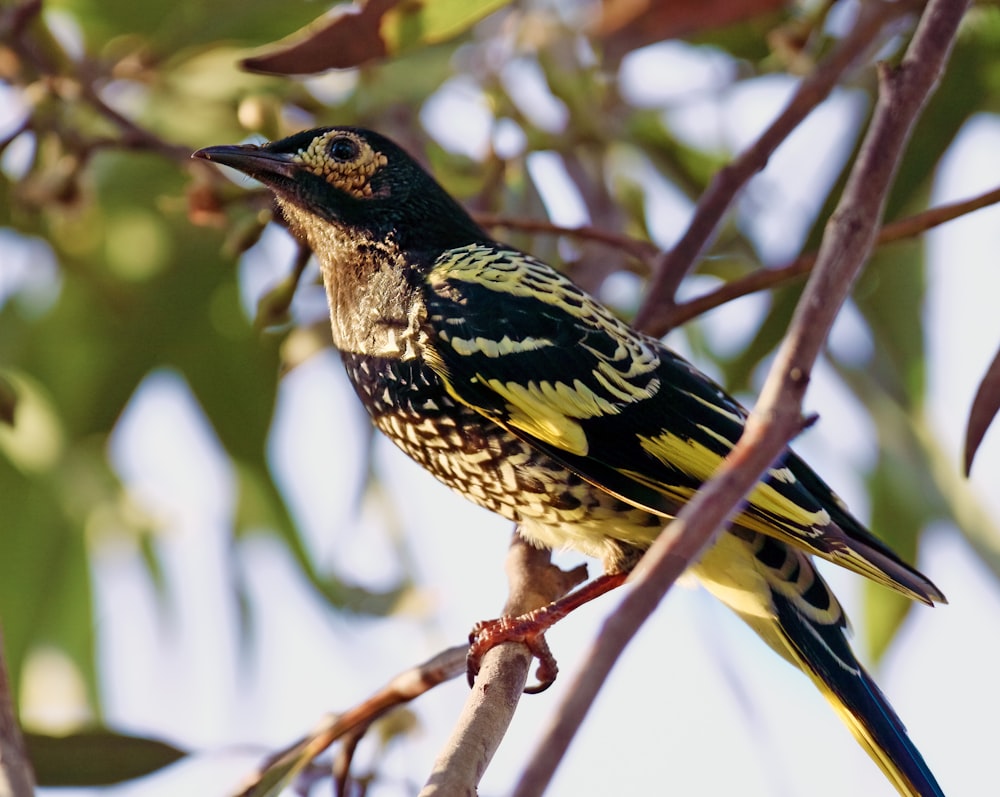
[194, 127, 945, 797]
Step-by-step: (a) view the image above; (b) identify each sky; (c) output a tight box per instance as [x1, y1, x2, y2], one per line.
[6, 32, 1000, 797]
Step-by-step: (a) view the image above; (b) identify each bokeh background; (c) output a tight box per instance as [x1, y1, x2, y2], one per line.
[2, 0, 1000, 794]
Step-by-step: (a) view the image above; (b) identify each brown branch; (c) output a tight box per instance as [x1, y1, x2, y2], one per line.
[671, 183, 1000, 327]
[419, 536, 587, 796]
[232, 646, 468, 797]
[7, 10, 191, 165]
[633, 0, 919, 337]
[232, 538, 585, 797]
[473, 212, 659, 264]
[0, 630, 35, 797]
[77, 79, 192, 162]
[0, 0, 42, 45]
[512, 0, 969, 792]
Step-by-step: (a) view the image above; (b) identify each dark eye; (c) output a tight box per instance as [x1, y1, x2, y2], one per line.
[328, 136, 359, 162]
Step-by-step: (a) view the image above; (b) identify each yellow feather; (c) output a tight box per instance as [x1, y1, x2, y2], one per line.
[483, 378, 590, 455]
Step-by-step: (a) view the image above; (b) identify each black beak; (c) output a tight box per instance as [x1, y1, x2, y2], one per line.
[192, 144, 300, 183]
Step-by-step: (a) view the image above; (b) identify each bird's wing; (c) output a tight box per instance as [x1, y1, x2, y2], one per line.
[694, 531, 944, 797]
[422, 245, 943, 604]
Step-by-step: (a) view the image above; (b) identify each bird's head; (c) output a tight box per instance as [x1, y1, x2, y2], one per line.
[193, 127, 488, 254]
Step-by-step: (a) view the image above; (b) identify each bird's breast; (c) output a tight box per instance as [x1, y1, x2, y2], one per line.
[339, 351, 664, 569]
[340, 351, 532, 514]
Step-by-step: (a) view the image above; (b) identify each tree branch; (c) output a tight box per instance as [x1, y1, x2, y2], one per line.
[0, 631, 35, 797]
[233, 647, 468, 797]
[632, 0, 919, 337]
[512, 0, 969, 792]
[670, 183, 1000, 327]
[473, 212, 659, 265]
[420, 536, 586, 796]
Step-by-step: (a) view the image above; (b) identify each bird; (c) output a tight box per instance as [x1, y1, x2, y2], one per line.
[193, 126, 946, 797]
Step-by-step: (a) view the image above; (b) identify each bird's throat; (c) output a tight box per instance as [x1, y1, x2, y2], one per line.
[277, 199, 425, 359]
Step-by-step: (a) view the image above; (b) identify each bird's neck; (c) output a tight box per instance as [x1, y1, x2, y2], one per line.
[279, 200, 426, 359]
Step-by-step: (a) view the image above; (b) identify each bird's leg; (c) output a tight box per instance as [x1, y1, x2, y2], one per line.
[467, 571, 628, 693]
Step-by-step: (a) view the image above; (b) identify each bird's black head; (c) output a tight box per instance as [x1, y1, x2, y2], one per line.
[193, 127, 489, 254]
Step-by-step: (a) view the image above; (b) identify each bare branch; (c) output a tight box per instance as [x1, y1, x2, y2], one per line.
[0, 631, 35, 797]
[513, 0, 969, 792]
[233, 646, 467, 797]
[473, 212, 659, 265]
[481, 181, 1000, 331]
[671, 183, 1000, 327]
[6, 10, 192, 165]
[633, 0, 919, 336]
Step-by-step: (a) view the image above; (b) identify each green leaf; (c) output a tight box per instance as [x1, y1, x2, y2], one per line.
[27, 729, 187, 786]
[863, 450, 931, 662]
[852, 240, 926, 404]
[718, 284, 798, 393]
[380, 0, 512, 52]
[53, 0, 331, 51]
[0, 375, 96, 705]
[828, 359, 947, 660]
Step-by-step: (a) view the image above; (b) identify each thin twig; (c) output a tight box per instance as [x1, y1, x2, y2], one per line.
[633, 0, 919, 336]
[233, 646, 468, 797]
[7, 12, 192, 165]
[474, 212, 659, 264]
[0, 0, 42, 43]
[512, 0, 969, 792]
[671, 183, 1000, 327]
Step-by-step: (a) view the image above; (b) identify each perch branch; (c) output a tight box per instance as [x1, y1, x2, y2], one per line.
[419, 537, 587, 796]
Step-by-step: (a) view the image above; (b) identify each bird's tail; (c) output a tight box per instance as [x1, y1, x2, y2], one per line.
[695, 532, 944, 797]
[770, 586, 944, 797]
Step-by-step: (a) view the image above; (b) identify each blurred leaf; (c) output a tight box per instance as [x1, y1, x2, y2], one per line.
[0, 375, 96, 704]
[242, 0, 512, 75]
[0, 371, 17, 426]
[719, 284, 798, 393]
[56, 0, 333, 51]
[594, 0, 787, 60]
[828, 358, 949, 659]
[27, 729, 187, 786]
[799, 14, 994, 258]
[882, 12, 999, 223]
[964, 342, 1000, 475]
[852, 240, 926, 404]
[234, 462, 412, 616]
[627, 110, 726, 200]
[863, 449, 933, 662]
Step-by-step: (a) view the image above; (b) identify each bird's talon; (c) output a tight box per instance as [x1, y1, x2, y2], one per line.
[523, 635, 558, 693]
[467, 615, 559, 694]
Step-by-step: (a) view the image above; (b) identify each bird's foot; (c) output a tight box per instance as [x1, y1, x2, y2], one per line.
[468, 611, 560, 693]
[466, 571, 629, 694]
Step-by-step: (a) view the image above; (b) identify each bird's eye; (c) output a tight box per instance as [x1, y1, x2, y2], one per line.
[328, 136, 359, 162]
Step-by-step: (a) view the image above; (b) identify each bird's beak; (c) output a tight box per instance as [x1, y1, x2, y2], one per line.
[192, 144, 300, 182]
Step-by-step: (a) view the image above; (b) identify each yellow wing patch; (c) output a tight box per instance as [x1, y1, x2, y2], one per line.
[427, 244, 664, 458]
[482, 378, 599, 455]
[638, 430, 832, 532]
